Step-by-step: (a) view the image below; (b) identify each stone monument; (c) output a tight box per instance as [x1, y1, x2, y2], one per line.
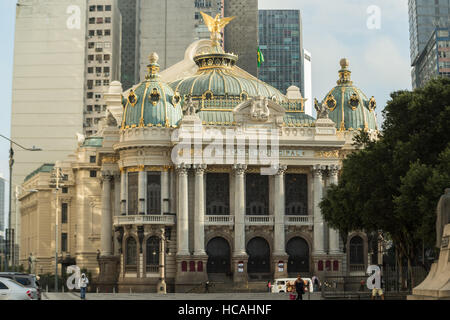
[408, 189, 450, 300]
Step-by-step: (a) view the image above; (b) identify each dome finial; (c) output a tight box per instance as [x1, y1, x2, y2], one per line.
[340, 58, 349, 69]
[337, 58, 352, 85]
[146, 52, 160, 80]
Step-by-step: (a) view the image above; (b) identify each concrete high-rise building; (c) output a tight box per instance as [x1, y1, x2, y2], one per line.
[138, 0, 196, 81]
[303, 49, 313, 117]
[224, 0, 258, 77]
[258, 10, 305, 97]
[0, 175, 5, 233]
[408, 0, 450, 88]
[194, 0, 224, 41]
[11, 0, 121, 263]
[412, 27, 450, 88]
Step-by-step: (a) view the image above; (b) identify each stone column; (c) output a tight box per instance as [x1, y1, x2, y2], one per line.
[120, 170, 127, 215]
[273, 165, 287, 256]
[176, 163, 190, 256]
[138, 170, 146, 215]
[233, 164, 247, 256]
[313, 165, 325, 255]
[161, 170, 169, 215]
[101, 172, 113, 256]
[328, 165, 341, 254]
[193, 164, 207, 256]
[113, 173, 121, 255]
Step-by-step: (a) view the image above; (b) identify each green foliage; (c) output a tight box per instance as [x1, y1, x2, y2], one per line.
[320, 77, 450, 268]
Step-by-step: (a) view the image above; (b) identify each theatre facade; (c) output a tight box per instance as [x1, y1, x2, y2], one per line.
[19, 16, 378, 292]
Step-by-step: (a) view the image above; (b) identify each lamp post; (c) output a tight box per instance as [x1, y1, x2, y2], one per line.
[157, 227, 171, 294]
[0, 134, 41, 271]
[50, 166, 64, 292]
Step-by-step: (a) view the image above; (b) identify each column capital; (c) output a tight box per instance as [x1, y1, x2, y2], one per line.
[101, 171, 114, 181]
[275, 164, 287, 176]
[232, 164, 247, 176]
[175, 163, 191, 176]
[193, 164, 207, 175]
[328, 164, 341, 177]
[312, 164, 325, 177]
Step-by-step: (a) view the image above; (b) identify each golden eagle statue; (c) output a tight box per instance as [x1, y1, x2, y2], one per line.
[200, 11, 235, 46]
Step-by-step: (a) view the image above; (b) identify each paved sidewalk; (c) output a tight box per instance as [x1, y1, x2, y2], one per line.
[42, 292, 322, 300]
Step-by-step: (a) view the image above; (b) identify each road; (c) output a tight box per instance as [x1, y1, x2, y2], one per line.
[42, 292, 323, 300]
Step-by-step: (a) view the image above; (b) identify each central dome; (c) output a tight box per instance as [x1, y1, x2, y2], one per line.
[169, 44, 286, 103]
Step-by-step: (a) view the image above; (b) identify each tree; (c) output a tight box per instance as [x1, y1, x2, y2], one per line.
[320, 78, 450, 288]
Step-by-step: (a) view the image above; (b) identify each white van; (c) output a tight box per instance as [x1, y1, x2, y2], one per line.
[271, 277, 314, 293]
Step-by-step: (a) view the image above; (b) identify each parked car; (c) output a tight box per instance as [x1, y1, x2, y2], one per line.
[0, 277, 34, 300]
[0, 272, 41, 300]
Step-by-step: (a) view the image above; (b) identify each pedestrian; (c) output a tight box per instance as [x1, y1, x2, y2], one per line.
[205, 281, 210, 293]
[267, 280, 272, 293]
[78, 273, 89, 300]
[371, 272, 385, 300]
[312, 275, 320, 292]
[294, 274, 305, 300]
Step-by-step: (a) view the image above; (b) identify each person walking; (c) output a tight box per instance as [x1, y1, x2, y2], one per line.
[312, 275, 321, 292]
[267, 280, 272, 293]
[294, 274, 305, 300]
[78, 273, 89, 300]
[204, 281, 210, 293]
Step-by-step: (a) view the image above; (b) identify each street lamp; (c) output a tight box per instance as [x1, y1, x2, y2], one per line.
[157, 227, 171, 294]
[0, 134, 41, 272]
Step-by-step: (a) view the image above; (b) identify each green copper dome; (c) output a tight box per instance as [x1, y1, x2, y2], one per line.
[122, 53, 183, 129]
[320, 59, 378, 132]
[169, 46, 286, 103]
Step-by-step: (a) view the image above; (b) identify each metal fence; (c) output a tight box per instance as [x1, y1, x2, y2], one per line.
[321, 265, 429, 299]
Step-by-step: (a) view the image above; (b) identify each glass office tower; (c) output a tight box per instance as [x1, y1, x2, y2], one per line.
[258, 10, 304, 96]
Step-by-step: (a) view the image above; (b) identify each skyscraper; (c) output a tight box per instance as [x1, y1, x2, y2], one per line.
[224, 0, 258, 77]
[409, 0, 450, 63]
[11, 0, 121, 262]
[408, 0, 450, 88]
[303, 49, 313, 117]
[258, 10, 305, 97]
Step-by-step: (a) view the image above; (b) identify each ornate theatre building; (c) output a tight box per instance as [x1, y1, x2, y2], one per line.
[19, 14, 378, 292]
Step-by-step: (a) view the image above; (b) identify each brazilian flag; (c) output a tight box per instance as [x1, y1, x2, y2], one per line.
[257, 47, 265, 68]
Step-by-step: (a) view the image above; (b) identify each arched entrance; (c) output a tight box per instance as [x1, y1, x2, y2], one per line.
[206, 237, 231, 274]
[247, 237, 271, 275]
[286, 237, 310, 275]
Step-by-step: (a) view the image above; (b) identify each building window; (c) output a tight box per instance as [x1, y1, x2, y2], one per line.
[128, 172, 138, 215]
[105, 5, 111, 11]
[349, 236, 364, 265]
[285, 174, 308, 215]
[146, 237, 159, 272]
[246, 174, 269, 215]
[103, 80, 109, 86]
[89, 5, 95, 12]
[88, 67, 94, 74]
[88, 30, 95, 37]
[61, 203, 68, 223]
[147, 173, 161, 215]
[88, 42, 94, 49]
[62, 187, 68, 194]
[90, 156, 96, 163]
[104, 54, 111, 62]
[89, 17, 95, 24]
[94, 105, 101, 112]
[96, 17, 103, 24]
[105, 17, 111, 24]
[87, 105, 93, 112]
[87, 92, 93, 99]
[181, 261, 187, 272]
[61, 233, 68, 252]
[96, 30, 103, 36]
[96, 5, 103, 11]
[206, 173, 229, 215]
[104, 29, 111, 36]
[126, 237, 137, 269]
[189, 261, 195, 272]
[90, 170, 97, 178]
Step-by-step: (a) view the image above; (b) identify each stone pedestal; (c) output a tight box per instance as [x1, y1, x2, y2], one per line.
[232, 255, 248, 283]
[272, 255, 289, 279]
[174, 255, 208, 292]
[96, 255, 120, 293]
[408, 224, 450, 300]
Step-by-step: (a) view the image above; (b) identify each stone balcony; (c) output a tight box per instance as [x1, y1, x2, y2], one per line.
[284, 215, 314, 226]
[113, 215, 175, 226]
[205, 215, 235, 226]
[204, 215, 314, 226]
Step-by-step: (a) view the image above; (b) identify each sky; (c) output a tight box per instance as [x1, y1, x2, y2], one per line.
[0, 0, 412, 226]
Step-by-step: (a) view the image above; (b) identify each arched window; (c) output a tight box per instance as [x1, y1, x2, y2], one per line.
[285, 174, 308, 215]
[146, 236, 160, 272]
[126, 237, 137, 270]
[246, 174, 269, 215]
[206, 173, 230, 215]
[349, 236, 364, 265]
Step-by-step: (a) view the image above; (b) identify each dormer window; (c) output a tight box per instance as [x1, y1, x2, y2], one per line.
[149, 88, 161, 106]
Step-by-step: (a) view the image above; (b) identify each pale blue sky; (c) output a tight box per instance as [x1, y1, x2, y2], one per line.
[0, 0, 412, 218]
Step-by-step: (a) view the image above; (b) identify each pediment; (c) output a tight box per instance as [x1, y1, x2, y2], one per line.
[233, 96, 285, 126]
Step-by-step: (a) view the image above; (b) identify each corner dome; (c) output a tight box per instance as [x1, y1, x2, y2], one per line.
[320, 59, 378, 132]
[121, 53, 183, 129]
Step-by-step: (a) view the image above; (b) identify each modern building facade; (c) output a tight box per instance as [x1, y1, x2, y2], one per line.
[194, 0, 224, 41]
[408, 0, 450, 87]
[412, 27, 450, 88]
[303, 49, 313, 117]
[258, 10, 305, 102]
[224, 0, 258, 77]
[19, 17, 378, 292]
[11, 0, 122, 265]
[408, 0, 450, 63]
